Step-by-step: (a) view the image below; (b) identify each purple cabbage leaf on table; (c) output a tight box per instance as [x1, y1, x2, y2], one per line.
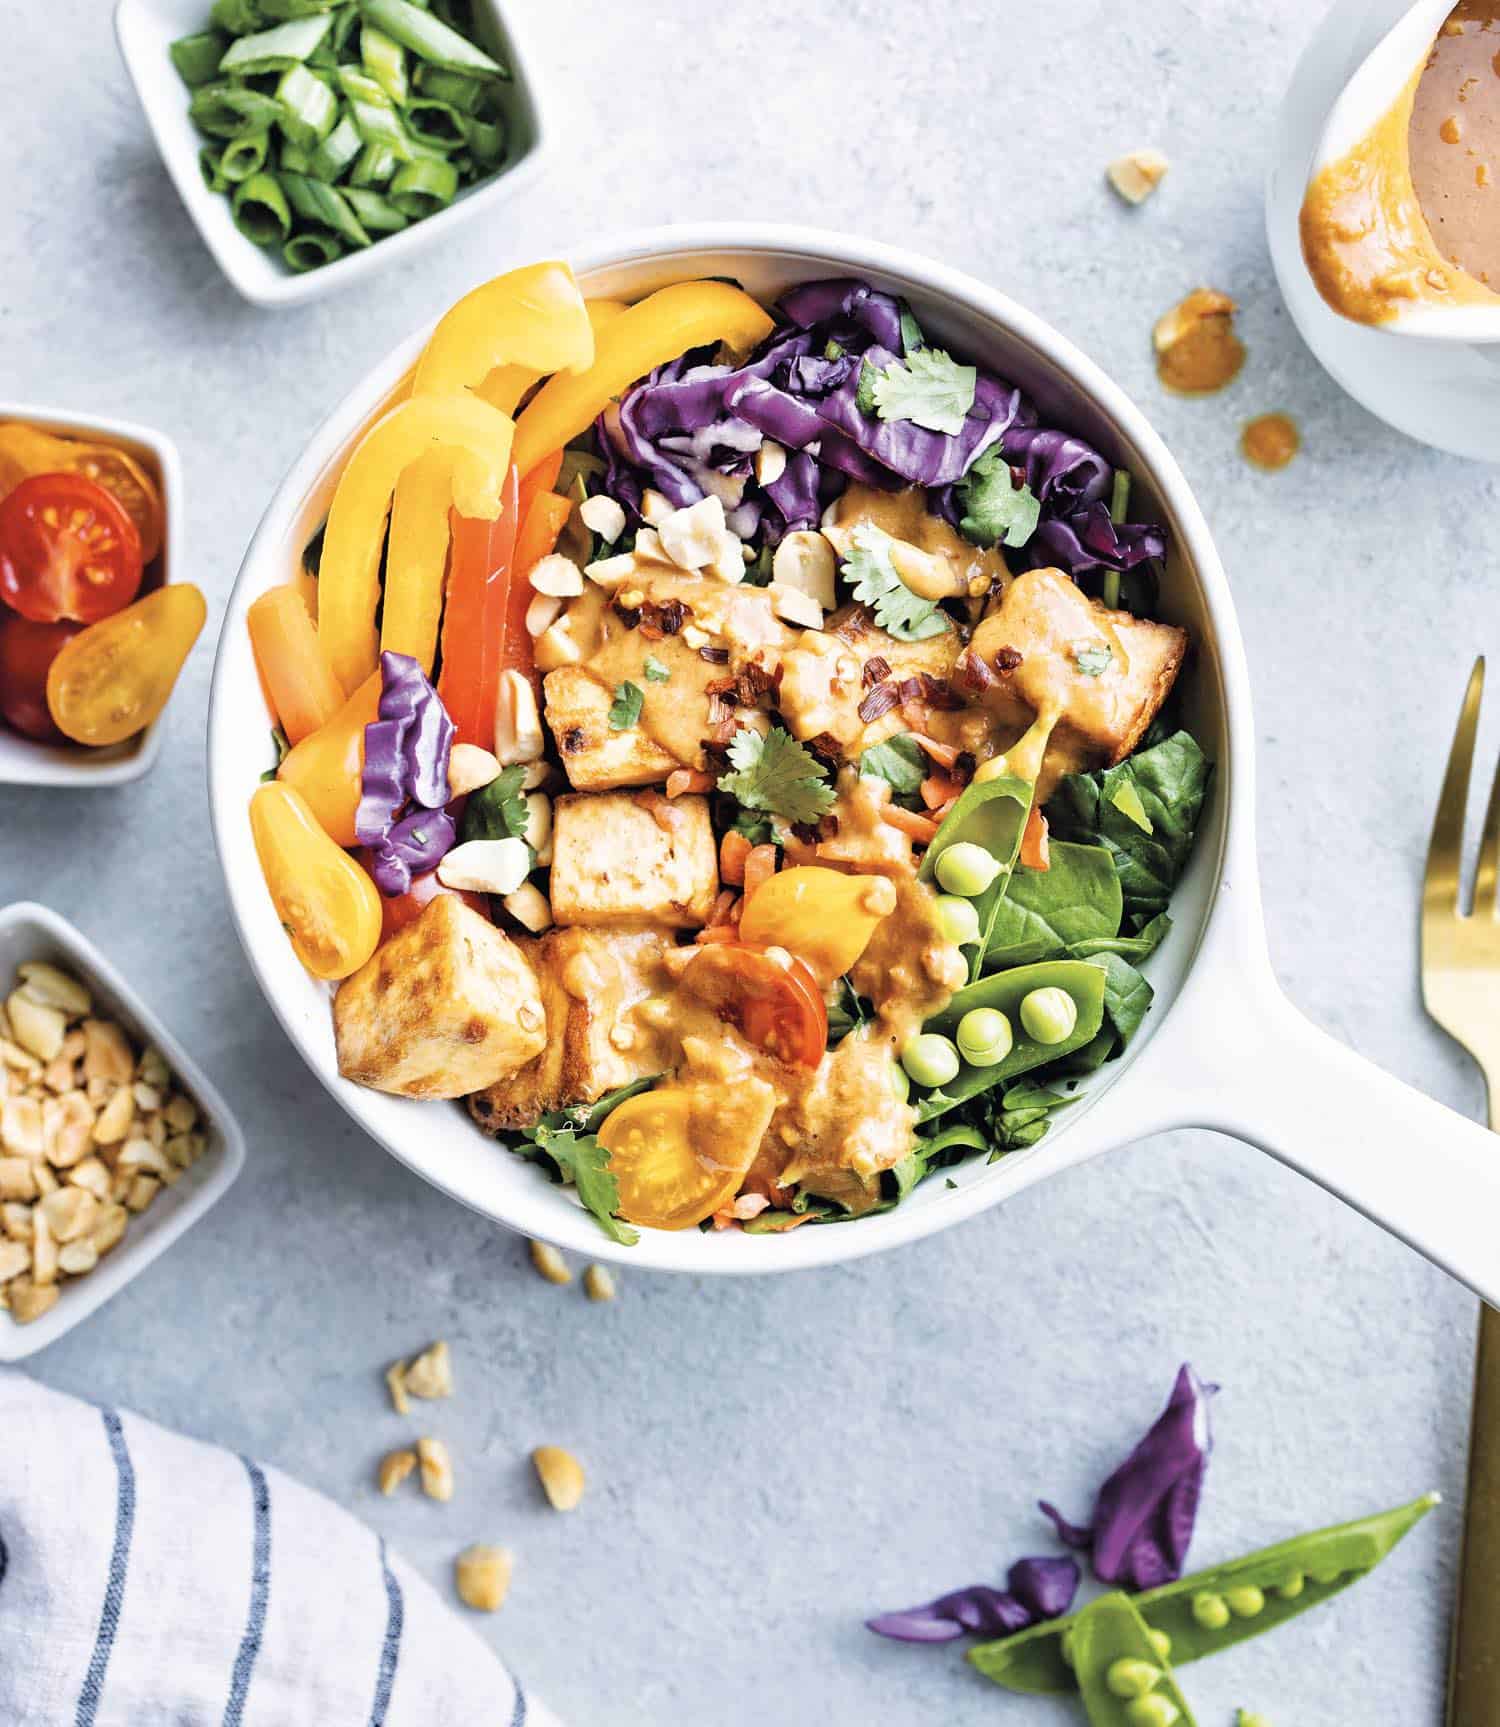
[868, 1555, 1080, 1645]
[355, 650, 456, 897]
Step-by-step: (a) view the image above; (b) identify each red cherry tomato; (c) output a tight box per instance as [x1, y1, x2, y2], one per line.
[0, 473, 143, 623]
[681, 942, 828, 1067]
[361, 857, 489, 938]
[0, 614, 82, 740]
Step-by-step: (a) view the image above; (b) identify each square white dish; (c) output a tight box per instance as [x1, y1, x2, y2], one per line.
[0, 403, 183, 789]
[114, 0, 548, 309]
[0, 901, 245, 1360]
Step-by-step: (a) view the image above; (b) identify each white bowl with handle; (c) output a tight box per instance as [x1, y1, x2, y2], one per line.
[208, 224, 1500, 1290]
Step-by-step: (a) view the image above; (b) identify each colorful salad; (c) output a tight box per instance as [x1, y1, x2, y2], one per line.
[246, 260, 1209, 1242]
[171, 0, 512, 274]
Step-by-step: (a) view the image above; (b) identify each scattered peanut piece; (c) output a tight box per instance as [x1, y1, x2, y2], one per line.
[417, 1436, 454, 1502]
[403, 1340, 453, 1401]
[529, 1240, 572, 1285]
[455, 1544, 514, 1612]
[532, 1445, 585, 1512]
[1153, 288, 1246, 396]
[377, 1448, 418, 1495]
[1107, 147, 1169, 205]
[385, 1360, 411, 1416]
[583, 1264, 617, 1303]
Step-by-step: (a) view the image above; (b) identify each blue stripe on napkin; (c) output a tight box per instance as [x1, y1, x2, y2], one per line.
[511, 1677, 528, 1726]
[223, 1457, 271, 1726]
[368, 1536, 403, 1725]
[75, 1409, 135, 1727]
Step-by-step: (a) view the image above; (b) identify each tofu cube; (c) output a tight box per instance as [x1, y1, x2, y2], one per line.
[544, 666, 679, 791]
[549, 792, 718, 928]
[334, 897, 547, 1099]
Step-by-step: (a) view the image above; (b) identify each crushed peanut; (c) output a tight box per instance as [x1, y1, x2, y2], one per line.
[377, 1447, 418, 1495]
[402, 1340, 454, 1401]
[1107, 147, 1169, 205]
[532, 1445, 586, 1512]
[455, 1544, 513, 1612]
[583, 1264, 617, 1303]
[529, 1239, 572, 1285]
[0, 963, 207, 1323]
[417, 1436, 455, 1502]
[385, 1359, 411, 1416]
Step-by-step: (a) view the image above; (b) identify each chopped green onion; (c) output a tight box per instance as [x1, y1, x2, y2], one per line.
[360, 24, 407, 101]
[275, 62, 339, 145]
[403, 96, 465, 149]
[336, 65, 414, 157]
[170, 30, 231, 87]
[284, 231, 344, 271]
[356, 0, 507, 78]
[309, 114, 361, 179]
[189, 82, 285, 138]
[278, 140, 314, 172]
[463, 112, 504, 167]
[232, 171, 292, 244]
[211, 0, 268, 33]
[221, 130, 272, 181]
[260, 0, 342, 16]
[388, 154, 458, 217]
[331, 2, 362, 55]
[219, 13, 333, 74]
[342, 186, 409, 231]
[280, 171, 373, 245]
[413, 62, 484, 111]
[350, 141, 398, 184]
[199, 144, 228, 190]
[1109, 469, 1131, 525]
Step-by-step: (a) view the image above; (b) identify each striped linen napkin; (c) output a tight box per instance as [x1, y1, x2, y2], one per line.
[0, 1370, 560, 1727]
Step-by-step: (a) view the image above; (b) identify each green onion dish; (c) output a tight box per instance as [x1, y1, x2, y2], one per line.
[170, 0, 513, 275]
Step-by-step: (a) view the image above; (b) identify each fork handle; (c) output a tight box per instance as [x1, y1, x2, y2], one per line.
[1450, 1291, 1500, 1727]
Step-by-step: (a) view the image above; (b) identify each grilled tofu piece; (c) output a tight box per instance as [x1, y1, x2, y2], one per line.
[543, 666, 680, 791]
[549, 791, 719, 928]
[468, 928, 669, 1133]
[334, 897, 546, 1100]
[969, 566, 1187, 767]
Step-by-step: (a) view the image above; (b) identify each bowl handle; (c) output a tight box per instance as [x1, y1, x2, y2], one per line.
[1124, 914, 1500, 1303]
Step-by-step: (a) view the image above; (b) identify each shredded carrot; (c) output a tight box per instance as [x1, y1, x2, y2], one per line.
[633, 789, 683, 832]
[749, 1209, 820, 1232]
[719, 828, 751, 886]
[909, 732, 961, 770]
[710, 1209, 738, 1230]
[882, 805, 939, 842]
[743, 843, 779, 898]
[930, 796, 960, 824]
[920, 772, 963, 810]
[694, 923, 740, 944]
[706, 889, 741, 928]
[666, 768, 715, 797]
[1020, 806, 1051, 871]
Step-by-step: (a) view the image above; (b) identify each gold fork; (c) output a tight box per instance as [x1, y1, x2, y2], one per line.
[1423, 658, 1500, 1726]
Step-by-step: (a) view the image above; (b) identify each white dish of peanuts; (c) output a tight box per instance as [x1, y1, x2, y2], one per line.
[0, 900, 244, 1360]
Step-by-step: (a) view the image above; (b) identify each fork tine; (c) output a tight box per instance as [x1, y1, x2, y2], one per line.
[1426, 657, 1485, 915]
[1477, 734, 1500, 920]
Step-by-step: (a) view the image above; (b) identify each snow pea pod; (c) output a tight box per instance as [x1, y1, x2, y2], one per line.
[1072, 1593, 1198, 1727]
[970, 1492, 1439, 1694]
[917, 959, 1107, 1122]
[917, 771, 1033, 981]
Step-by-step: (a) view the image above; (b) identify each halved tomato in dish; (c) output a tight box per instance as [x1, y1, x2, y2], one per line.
[680, 941, 827, 1067]
[65, 445, 164, 564]
[0, 473, 142, 623]
[0, 614, 82, 741]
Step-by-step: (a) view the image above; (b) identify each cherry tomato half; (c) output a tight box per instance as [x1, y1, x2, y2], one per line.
[46, 583, 205, 746]
[0, 473, 143, 623]
[65, 445, 164, 565]
[738, 865, 898, 985]
[251, 782, 383, 981]
[681, 941, 828, 1067]
[0, 614, 82, 741]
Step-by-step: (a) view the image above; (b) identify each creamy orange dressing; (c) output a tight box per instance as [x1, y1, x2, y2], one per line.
[825, 482, 1010, 598]
[1240, 412, 1301, 471]
[1153, 291, 1247, 395]
[1410, 0, 1500, 282]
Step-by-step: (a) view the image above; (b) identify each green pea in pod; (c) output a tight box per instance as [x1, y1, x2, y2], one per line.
[1072, 1592, 1197, 1727]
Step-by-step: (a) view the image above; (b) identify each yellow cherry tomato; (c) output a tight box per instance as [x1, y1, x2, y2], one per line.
[738, 865, 898, 985]
[275, 669, 381, 848]
[248, 781, 382, 981]
[598, 1088, 755, 1231]
[45, 583, 206, 746]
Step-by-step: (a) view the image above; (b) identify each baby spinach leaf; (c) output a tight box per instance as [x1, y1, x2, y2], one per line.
[859, 733, 927, 801]
[1067, 912, 1172, 963]
[983, 841, 1123, 969]
[1056, 953, 1154, 1074]
[919, 771, 1035, 980]
[1047, 731, 1210, 921]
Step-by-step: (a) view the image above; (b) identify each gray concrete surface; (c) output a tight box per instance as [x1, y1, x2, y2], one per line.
[3, 2, 1495, 1721]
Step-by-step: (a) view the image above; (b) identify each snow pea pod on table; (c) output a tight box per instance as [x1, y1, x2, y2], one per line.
[969, 1492, 1439, 1693]
[1071, 1593, 1199, 1727]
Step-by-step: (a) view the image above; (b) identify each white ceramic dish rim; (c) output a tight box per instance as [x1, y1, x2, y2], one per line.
[113, 0, 549, 310]
[209, 223, 1500, 1294]
[0, 900, 246, 1360]
[0, 400, 183, 787]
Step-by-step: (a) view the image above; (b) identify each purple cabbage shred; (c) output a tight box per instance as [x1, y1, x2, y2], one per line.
[866, 1556, 1079, 1645]
[356, 651, 456, 897]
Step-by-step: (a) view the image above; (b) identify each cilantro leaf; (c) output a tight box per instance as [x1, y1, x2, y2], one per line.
[461, 764, 529, 847]
[643, 655, 671, 683]
[868, 347, 976, 436]
[730, 807, 777, 846]
[859, 733, 927, 801]
[841, 524, 951, 642]
[956, 446, 1041, 549]
[529, 1125, 639, 1247]
[1074, 643, 1113, 677]
[717, 726, 836, 826]
[826, 976, 872, 1042]
[608, 680, 644, 730]
[898, 300, 925, 355]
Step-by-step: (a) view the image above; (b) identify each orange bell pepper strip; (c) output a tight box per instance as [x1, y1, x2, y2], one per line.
[247, 585, 345, 744]
[437, 464, 521, 748]
[480, 298, 627, 416]
[1019, 805, 1051, 871]
[276, 669, 381, 848]
[319, 392, 515, 695]
[510, 281, 774, 477]
[512, 490, 570, 580]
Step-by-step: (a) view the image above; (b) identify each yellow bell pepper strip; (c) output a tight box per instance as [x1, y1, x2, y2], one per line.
[249, 781, 383, 981]
[247, 584, 345, 744]
[376, 449, 455, 672]
[318, 391, 515, 694]
[412, 260, 595, 399]
[276, 668, 381, 847]
[480, 297, 627, 416]
[510, 280, 775, 477]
